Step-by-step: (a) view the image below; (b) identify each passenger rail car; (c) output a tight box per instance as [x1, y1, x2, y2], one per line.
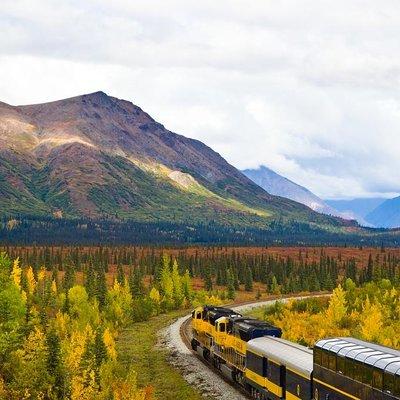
[191, 305, 400, 400]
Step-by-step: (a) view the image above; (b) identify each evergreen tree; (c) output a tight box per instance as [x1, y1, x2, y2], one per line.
[62, 263, 75, 291]
[84, 266, 96, 299]
[129, 267, 145, 298]
[96, 268, 107, 309]
[116, 262, 124, 285]
[46, 329, 64, 399]
[204, 265, 213, 292]
[366, 254, 373, 282]
[94, 327, 107, 373]
[244, 267, 253, 292]
[227, 269, 235, 300]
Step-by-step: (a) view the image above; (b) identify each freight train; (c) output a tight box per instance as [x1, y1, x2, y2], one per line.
[191, 305, 400, 400]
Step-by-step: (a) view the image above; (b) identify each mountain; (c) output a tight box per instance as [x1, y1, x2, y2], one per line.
[325, 198, 386, 226]
[365, 196, 400, 228]
[0, 92, 348, 229]
[242, 166, 340, 217]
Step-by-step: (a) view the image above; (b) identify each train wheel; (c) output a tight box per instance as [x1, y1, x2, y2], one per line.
[191, 338, 198, 351]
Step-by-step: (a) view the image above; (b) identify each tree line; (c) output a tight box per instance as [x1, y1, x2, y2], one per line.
[1, 215, 400, 246]
[3, 246, 400, 296]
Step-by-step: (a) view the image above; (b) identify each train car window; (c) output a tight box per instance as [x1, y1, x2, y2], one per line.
[239, 329, 249, 341]
[314, 347, 322, 365]
[354, 360, 364, 383]
[383, 372, 395, 394]
[372, 369, 383, 391]
[219, 323, 226, 332]
[321, 350, 330, 369]
[337, 356, 345, 374]
[196, 312, 202, 319]
[363, 365, 373, 386]
[328, 354, 337, 372]
[246, 352, 265, 376]
[394, 375, 400, 396]
[345, 358, 354, 379]
[268, 361, 282, 385]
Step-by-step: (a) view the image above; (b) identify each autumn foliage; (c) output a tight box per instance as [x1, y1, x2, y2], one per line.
[251, 279, 400, 349]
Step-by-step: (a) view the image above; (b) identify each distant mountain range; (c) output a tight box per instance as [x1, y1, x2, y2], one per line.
[242, 166, 342, 217]
[365, 196, 400, 228]
[325, 198, 386, 226]
[0, 91, 347, 230]
[242, 167, 400, 228]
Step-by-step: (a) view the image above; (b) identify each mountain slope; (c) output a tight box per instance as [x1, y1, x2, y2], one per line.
[0, 92, 348, 228]
[242, 166, 340, 216]
[365, 196, 400, 228]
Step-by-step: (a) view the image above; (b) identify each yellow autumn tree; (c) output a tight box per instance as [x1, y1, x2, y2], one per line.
[149, 287, 161, 315]
[0, 376, 7, 399]
[37, 267, 46, 283]
[71, 369, 98, 400]
[11, 328, 52, 399]
[64, 328, 91, 372]
[51, 280, 57, 295]
[171, 260, 184, 308]
[26, 266, 36, 297]
[11, 258, 22, 290]
[325, 285, 347, 327]
[103, 328, 117, 361]
[360, 297, 383, 342]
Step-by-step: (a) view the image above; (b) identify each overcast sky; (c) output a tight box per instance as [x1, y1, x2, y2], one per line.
[1, 0, 400, 199]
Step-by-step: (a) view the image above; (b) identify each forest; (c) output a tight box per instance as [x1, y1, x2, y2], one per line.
[1, 215, 400, 246]
[0, 251, 224, 399]
[2, 245, 400, 294]
[1, 245, 400, 398]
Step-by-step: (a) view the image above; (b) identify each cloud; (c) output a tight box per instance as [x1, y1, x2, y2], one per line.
[1, 0, 400, 199]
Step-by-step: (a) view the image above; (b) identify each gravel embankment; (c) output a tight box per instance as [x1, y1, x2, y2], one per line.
[160, 314, 246, 399]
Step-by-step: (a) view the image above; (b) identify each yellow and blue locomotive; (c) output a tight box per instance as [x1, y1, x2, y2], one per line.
[191, 306, 400, 400]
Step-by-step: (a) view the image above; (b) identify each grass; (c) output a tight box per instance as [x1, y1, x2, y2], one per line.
[116, 310, 208, 400]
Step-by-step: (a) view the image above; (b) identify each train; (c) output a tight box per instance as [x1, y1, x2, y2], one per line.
[191, 305, 400, 400]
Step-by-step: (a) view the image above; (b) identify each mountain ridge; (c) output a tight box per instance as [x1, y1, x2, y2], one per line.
[0, 92, 350, 229]
[365, 196, 400, 228]
[242, 165, 341, 217]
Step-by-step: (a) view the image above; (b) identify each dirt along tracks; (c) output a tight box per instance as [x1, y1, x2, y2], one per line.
[160, 293, 330, 399]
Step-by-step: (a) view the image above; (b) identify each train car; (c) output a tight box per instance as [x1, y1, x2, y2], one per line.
[191, 305, 282, 385]
[245, 336, 313, 400]
[191, 307, 400, 400]
[313, 337, 400, 400]
[191, 305, 241, 357]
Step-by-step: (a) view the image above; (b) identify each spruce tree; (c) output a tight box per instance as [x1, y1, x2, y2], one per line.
[96, 268, 107, 309]
[244, 267, 253, 291]
[62, 263, 75, 291]
[116, 262, 124, 285]
[227, 269, 236, 300]
[46, 329, 64, 399]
